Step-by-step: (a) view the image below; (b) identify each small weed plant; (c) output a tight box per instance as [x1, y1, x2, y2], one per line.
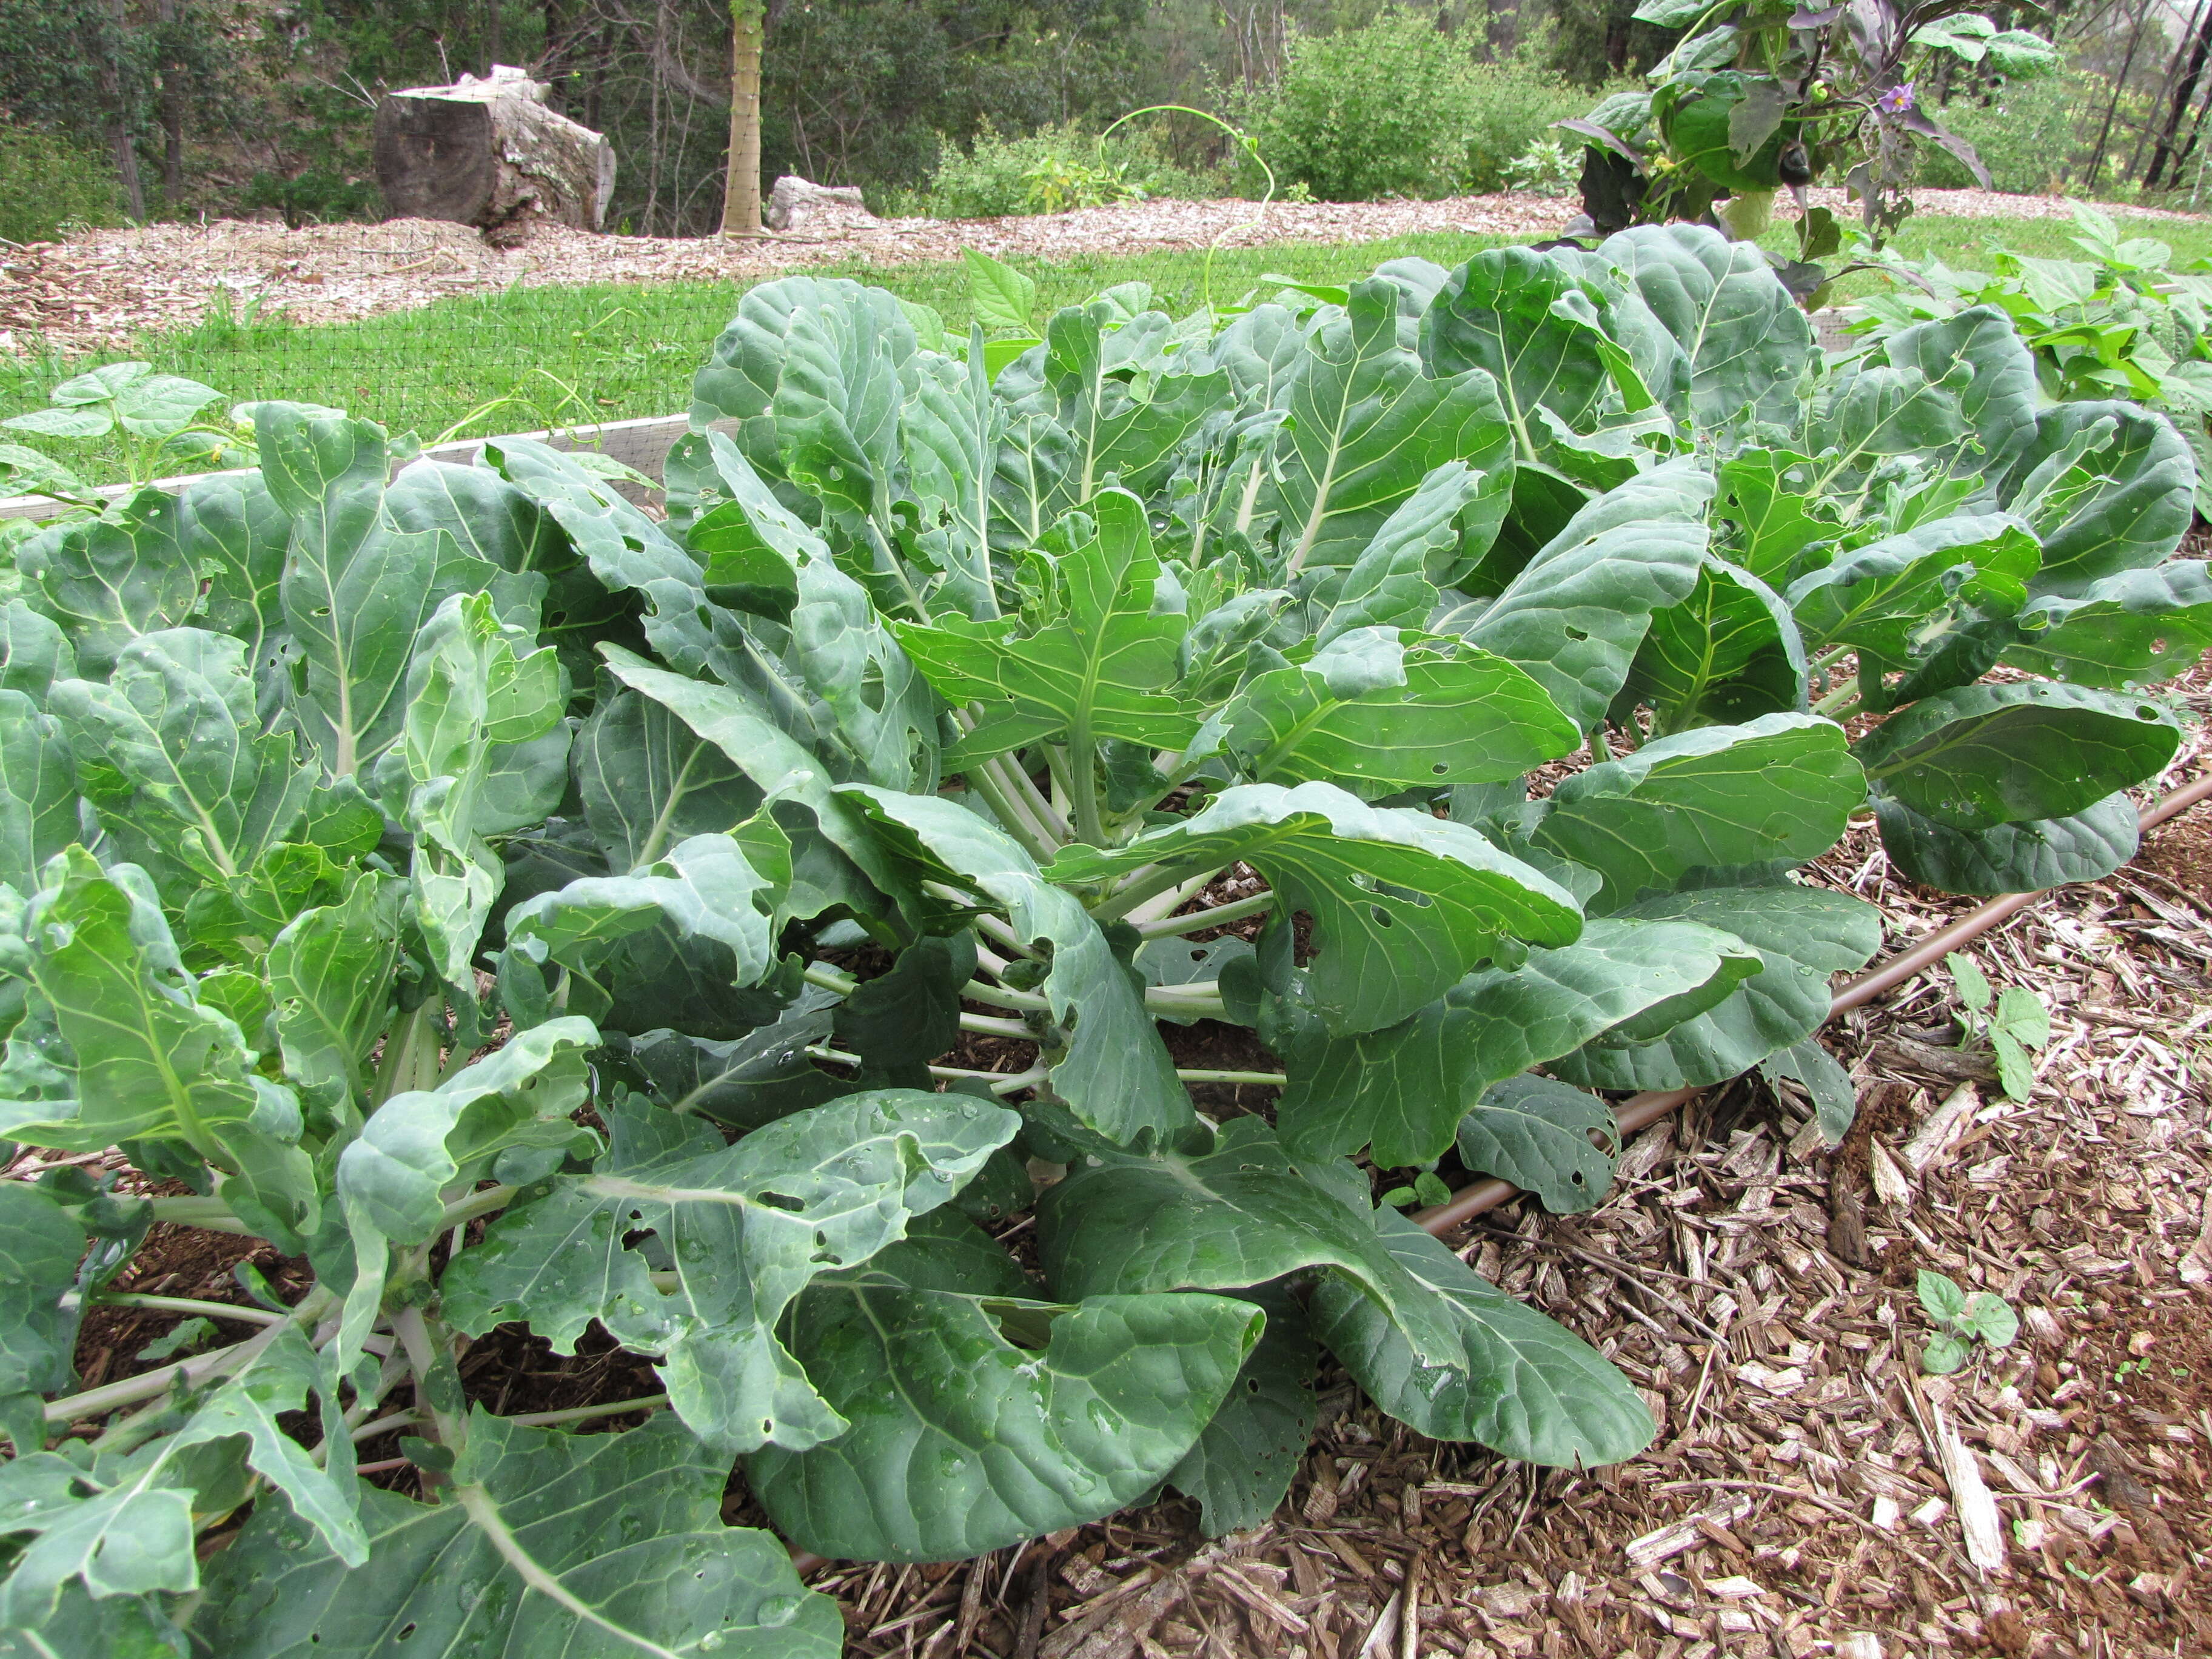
[1917, 1270, 2019, 1373]
[0, 226, 2199, 1649]
[1945, 951, 2051, 1100]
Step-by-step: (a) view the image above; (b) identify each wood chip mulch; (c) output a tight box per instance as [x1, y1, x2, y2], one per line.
[4, 186, 2199, 355]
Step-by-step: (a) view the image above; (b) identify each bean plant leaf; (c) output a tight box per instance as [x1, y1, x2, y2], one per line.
[193, 1411, 843, 1659]
[1308, 1206, 1655, 1466]
[441, 1090, 1018, 1454]
[749, 1212, 1260, 1561]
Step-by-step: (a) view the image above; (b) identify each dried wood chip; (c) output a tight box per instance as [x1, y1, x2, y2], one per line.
[1932, 1406, 2008, 1575]
[1902, 1084, 1979, 1174]
[1624, 1496, 1755, 1570]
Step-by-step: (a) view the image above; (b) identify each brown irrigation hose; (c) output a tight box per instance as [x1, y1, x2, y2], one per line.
[788, 771, 2212, 1579]
[1412, 768, 2212, 1236]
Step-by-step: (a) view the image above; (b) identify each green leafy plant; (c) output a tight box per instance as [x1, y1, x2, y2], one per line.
[1567, 2, 2059, 286]
[0, 227, 2199, 1645]
[1917, 1269, 2019, 1373]
[1944, 951, 2049, 1099]
[1507, 138, 1582, 196]
[0, 360, 253, 510]
[1854, 203, 2212, 513]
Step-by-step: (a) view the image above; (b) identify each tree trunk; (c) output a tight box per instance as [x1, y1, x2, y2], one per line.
[374, 69, 615, 243]
[102, 0, 147, 221]
[155, 0, 184, 207]
[720, 0, 763, 235]
[486, 0, 503, 75]
[2085, 0, 2151, 190]
[2147, 0, 2212, 187]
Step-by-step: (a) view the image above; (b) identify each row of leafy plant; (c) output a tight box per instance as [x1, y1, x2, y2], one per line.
[0, 223, 2200, 1654]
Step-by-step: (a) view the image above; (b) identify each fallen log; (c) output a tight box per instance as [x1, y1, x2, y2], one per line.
[374, 65, 615, 245]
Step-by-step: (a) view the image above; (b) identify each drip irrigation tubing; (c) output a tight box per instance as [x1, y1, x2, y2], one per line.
[1410, 766, 2212, 1236]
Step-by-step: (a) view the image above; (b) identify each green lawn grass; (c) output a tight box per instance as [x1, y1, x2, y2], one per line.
[7, 209, 2210, 491]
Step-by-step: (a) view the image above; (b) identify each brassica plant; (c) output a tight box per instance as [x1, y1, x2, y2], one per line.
[0, 224, 2196, 1651]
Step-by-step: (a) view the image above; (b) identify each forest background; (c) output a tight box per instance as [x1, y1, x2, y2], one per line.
[7, 1, 2212, 245]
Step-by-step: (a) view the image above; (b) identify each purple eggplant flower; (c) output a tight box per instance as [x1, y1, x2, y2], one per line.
[1875, 82, 1915, 115]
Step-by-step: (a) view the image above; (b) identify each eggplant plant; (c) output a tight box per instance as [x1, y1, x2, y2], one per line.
[0, 226, 2196, 1653]
[1566, 1, 2059, 287]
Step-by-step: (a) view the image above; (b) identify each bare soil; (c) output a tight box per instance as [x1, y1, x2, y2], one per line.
[4, 186, 2197, 354]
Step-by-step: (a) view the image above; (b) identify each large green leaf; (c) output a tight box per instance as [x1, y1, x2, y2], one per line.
[574, 688, 762, 870]
[1308, 1207, 1654, 1466]
[49, 629, 315, 885]
[193, 1411, 842, 1659]
[893, 490, 1200, 766]
[1021, 301, 1229, 520]
[769, 273, 916, 540]
[13, 488, 201, 677]
[441, 1090, 1017, 1454]
[598, 645, 909, 922]
[1450, 459, 1711, 729]
[266, 870, 401, 1128]
[0, 1183, 87, 1434]
[1037, 1116, 1464, 1367]
[1530, 714, 1865, 909]
[1222, 629, 1578, 793]
[1047, 780, 1582, 1037]
[1786, 514, 2039, 663]
[262, 404, 501, 780]
[1266, 279, 1514, 573]
[748, 1212, 1259, 1561]
[337, 1016, 601, 1248]
[1419, 249, 1648, 461]
[0, 691, 79, 899]
[1994, 401, 2196, 596]
[1165, 1281, 1316, 1537]
[2003, 561, 2212, 689]
[178, 471, 291, 661]
[0, 851, 315, 1242]
[1552, 883, 1882, 1089]
[379, 593, 569, 991]
[1874, 790, 2139, 895]
[1853, 680, 2181, 831]
[1455, 1074, 1620, 1213]
[502, 831, 783, 1027]
[1315, 461, 1481, 641]
[0, 602, 76, 703]
[1715, 449, 1840, 587]
[900, 343, 1004, 618]
[1270, 916, 1761, 1166]
[1877, 305, 2040, 463]
[1619, 560, 1806, 732]
[1598, 224, 1813, 428]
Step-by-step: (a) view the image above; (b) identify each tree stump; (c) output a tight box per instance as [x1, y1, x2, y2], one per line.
[374, 65, 615, 246]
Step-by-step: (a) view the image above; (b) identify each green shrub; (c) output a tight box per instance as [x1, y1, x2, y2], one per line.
[1246, 10, 1476, 201]
[1463, 66, 1592, 193]
[0, 125, 124, 243]
[888, 120, 1228, 220]
[1914, 72, 2085, 194]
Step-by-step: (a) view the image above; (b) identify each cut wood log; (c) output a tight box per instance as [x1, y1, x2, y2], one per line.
[764, 175, 875, 233]
[374, 65, 615, 245]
